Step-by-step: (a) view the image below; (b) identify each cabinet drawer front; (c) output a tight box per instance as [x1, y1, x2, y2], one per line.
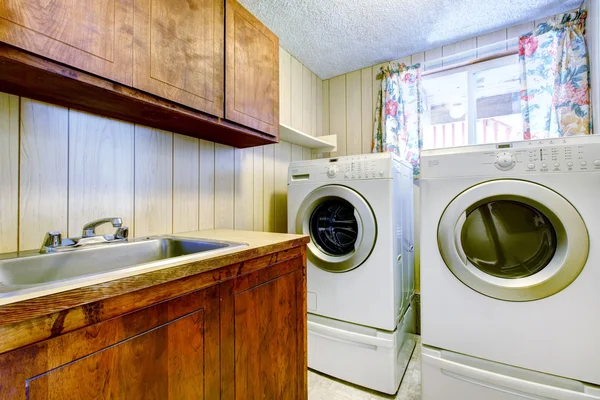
[0, 286, 220, 400]
[225, 0, 279, 137]
[133, 0, 225, 117]
[27, 309, 209, 400]
[0, 0, 133, 85]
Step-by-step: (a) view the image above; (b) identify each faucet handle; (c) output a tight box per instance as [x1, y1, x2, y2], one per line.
[40, 231, 62, 253]
[115, 226, 129, 240]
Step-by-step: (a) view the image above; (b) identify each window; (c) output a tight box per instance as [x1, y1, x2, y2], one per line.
[422, 55, 523, 150]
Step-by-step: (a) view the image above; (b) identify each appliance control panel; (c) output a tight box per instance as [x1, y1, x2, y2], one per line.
[421, 136, 600, 179]
[288, 153, 411, 184]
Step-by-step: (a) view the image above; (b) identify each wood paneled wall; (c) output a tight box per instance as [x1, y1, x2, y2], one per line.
[279, 48, 323, 137]
[321, 21, 541, 291]
[0, 48, 318, 253]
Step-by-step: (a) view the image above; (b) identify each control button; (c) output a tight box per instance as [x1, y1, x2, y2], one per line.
[581, 161, 588, 167]
[594, 160, 600, 167]
[352, 174, 356, 178]
[379, 170, 384, 176]
[541, 163, 548, 168]
[527, 163, 535, 169]
[553, 162, 560, 168]
[326, 165, 339, 178]
[344, 173, 349, 178]
[567, 162, 573, 167]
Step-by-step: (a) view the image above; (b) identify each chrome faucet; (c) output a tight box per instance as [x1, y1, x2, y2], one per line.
[82, 217, 126, 238]
[40, 217, 129, 253]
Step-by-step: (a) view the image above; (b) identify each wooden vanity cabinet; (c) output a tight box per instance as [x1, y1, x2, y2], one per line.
[0, 246, 307, 400]
[0, 285, 221, 400]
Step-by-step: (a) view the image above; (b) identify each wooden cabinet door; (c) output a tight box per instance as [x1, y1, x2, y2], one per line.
[221, 256, 307, 400]
[225, 0, 279, 137]
[133, 0, 224, 117]
[0, 286, 220, 400]
[0, 0, 133, 85]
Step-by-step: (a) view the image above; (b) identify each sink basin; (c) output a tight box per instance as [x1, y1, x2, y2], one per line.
[0, 236, 247, 303]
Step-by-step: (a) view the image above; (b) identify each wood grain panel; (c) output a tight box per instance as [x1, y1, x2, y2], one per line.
[411, 52, 425, 65]
[442, 39, 476, 65]
[234, 147, 254, 230]
[134, 126, 173, 237]
[346, 70, 362, 156]
[329, 75, 346, 156]
[173, 134, 200, 233]
[372, 62, 387, 110]
[322, 80, 330, 136]
[424, 47, 443, 70]
[199, 139, 216, 230]
[274, 142, 291, 233]
[291, 144, 303, 162]
[0, 93, 18, 253]
[253, 147, 264, 232]
[361, 67, 373, 155]
[279, 47, 292, 126]
[68, 110, 134, 237]
[303, 147, 312, 161]
[507, 22, 535, 39]
[477, 29, 508, 57]
[233, 271, 300, 399]
[225, 0, 279, 136]
[19, 99, 68, 251]
[311, 73, 318, 137]
[316, 77, 323, 137]
[302, 65, 312, 136]
[263, 145, 276, 232]
[134, 0, 224, 115]
[290, 57, 304, 131]
[0, 0, 133, 85]
[214, 144, 234, 229]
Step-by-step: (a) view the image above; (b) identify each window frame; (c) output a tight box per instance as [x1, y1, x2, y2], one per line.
[422, 54, 520, 149]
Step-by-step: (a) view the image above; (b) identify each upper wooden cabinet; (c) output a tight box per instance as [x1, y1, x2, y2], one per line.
[0, 0, 280, 146]
[225, 0, 279, 137]
[0, 0, 133, 85]
[133, 0, 225, 117]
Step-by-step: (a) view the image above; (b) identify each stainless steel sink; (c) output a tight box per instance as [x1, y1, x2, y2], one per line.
[0, 236, 247, 303]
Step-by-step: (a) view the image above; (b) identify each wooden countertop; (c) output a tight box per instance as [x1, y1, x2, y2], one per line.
[0, 230, 308, 353]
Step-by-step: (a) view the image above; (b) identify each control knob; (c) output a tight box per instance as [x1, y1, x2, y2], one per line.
[327, 165, 339, 178]
[495, 152, 516, 171]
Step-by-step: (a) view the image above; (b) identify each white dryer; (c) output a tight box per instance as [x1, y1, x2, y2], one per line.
[288, 153, 416, 394]
[420, 136, 600, 400]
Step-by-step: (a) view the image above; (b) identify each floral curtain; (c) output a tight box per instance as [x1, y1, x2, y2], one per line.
[519, 10, 591, 139]
[372, 63, 423, 179]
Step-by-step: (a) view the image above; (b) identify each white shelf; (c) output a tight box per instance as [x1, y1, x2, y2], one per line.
[279, 124, 337, 153]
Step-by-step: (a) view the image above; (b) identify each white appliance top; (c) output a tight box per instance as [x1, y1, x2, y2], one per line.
[421, 135, 600, 179]
[288, 153, 412, 184]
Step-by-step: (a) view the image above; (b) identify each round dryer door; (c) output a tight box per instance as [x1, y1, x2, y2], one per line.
[438, 179, 589, 301]
[296, 185, 377, 273]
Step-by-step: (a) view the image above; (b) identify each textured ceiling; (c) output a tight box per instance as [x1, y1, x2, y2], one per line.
[238, 0, 581, 79]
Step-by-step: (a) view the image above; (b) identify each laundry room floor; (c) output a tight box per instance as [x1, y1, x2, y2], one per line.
[308, 337, 422, 400]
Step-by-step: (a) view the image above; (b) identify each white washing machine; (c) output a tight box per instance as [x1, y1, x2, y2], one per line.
[288, 153, 416, 394]
[420, 136, 600, 400]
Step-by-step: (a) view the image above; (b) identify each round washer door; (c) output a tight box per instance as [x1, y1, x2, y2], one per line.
[438, 179, 589, 301]
[296, 185, 377, 273]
